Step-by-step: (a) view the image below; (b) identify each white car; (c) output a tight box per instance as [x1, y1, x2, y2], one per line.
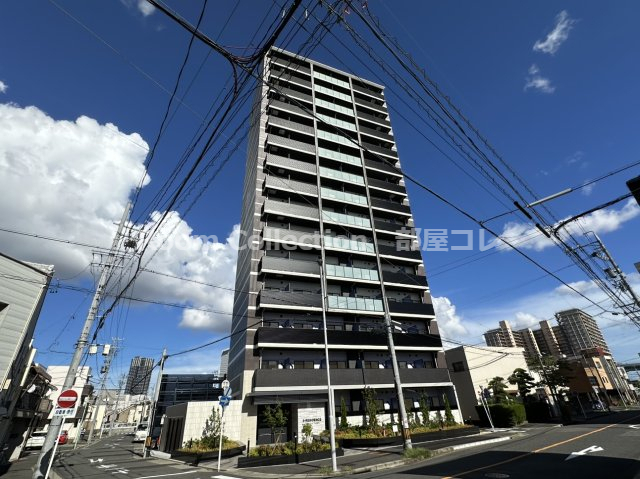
[133, 424, 148, 443]
[25, 431, 47, 449]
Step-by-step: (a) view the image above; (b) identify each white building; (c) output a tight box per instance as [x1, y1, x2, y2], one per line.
[445, 346, 541, 422]
[45, 365, 93, 439]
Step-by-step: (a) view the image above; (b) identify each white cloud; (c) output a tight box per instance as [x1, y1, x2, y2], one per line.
[533, 10, 577, 55]
[0, 103, 239, 333]
[137, 0, 155, 16]
[498, 198, 640, 251]
[580, 181, 595, 196]
[524, 64, 555, 94]
[512, 312, 542, 329]
[433, 296, 468, 338]
[0, 81, 7, 94]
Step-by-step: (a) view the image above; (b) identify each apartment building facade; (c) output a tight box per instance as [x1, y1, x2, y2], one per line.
[228, 48, 459, 445]
[125, 356, 154, 396]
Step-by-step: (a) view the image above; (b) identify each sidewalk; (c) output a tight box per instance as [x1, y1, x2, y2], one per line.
[1, 452, 38, 478]
[198, 431, 514, 478]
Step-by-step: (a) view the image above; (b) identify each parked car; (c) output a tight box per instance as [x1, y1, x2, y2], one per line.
[25, 430, 68, 449]
[133, 424, 148, 443]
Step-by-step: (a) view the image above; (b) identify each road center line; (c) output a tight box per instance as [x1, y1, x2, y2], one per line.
[136, 471, 198, 479]
[441, 414, 640, 479]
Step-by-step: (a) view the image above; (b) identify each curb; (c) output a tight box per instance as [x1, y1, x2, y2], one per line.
[215, 435, 513, 478]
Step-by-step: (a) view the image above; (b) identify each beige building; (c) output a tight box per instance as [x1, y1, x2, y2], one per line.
[445, 346, 541, 422]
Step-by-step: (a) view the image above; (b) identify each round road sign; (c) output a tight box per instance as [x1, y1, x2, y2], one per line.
[57, 389, 78, 408]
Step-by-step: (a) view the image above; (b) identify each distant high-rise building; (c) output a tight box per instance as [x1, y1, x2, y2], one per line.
[125, 357, 154, 395]
[228, 47, 459, 446]
[555, 309, 611, 355]
[483, 309, 611, 361]
[219, 349, 229, 377]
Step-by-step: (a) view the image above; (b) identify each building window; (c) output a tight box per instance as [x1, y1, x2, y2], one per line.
[451, 361, 465, 372]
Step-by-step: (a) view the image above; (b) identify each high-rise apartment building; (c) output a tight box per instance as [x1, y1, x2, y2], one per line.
[219, 348, 229, 377]
[124, 356, 154, 395]
[228, 48, 459, 445]
[555, 309, 611, 355]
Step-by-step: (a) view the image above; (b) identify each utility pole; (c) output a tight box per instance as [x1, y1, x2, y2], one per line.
[144, 349, 167, 458]
[33, 202, 132, 479]
[86, 340, 120, 445]
[107, 375, 126, 437]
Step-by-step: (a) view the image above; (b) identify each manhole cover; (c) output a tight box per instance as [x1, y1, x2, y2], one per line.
[485, 474, 510, 478]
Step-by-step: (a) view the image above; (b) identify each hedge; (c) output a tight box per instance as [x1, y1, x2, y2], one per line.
[475, 403, 526, 427]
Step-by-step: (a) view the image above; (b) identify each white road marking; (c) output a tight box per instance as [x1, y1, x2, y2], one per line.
[629, 424, 640, 429]
[97, 464, 119, 469]
[89, 458, 104, 463]
[112, 469, 129, 475]
[136, 471, 198, 479]
[211, 476, 241, 479]
[565, 445, 604, 461]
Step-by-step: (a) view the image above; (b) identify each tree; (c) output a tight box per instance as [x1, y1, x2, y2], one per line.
[508, 368, 537, 400]
[362, 387, 379, 429]
[263, 403, 288, 444]
[301, 423, 313, 443]
[443, 395, 456, 426]
[487, 376, 509, 404]
[340, 397, 349, 429]
[419, 393, 431, 427]
[199, 406, 223, 449]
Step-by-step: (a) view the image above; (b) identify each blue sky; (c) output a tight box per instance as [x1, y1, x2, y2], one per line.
[1, 0, 639, 388]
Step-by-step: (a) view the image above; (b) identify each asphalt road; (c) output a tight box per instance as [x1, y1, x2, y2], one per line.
[52, 436, 220, 479]
[356, 409, 640, 479]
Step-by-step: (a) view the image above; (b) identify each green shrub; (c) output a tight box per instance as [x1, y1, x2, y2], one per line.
[475, 403, 526, 427]
[403, 447, 432, 460]
[247, 440, 330, 457]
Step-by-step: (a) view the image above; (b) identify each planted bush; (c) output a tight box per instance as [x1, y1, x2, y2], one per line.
[475, 403, 526, 427]
[247, 440, 330, 457]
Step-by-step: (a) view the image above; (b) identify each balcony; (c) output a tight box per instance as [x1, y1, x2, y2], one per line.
[364, 159, 401, 178]
[269, 70, 312, 90]
[359, 124, 394, 142]
[268, 116, 314, 137]
[316, 98, 354, 117]
[270, 57, 311, 76]
[320, 187, 368, 207]
[377, 244, 423, 262]
[261, 256, 320, 277]
[318, 147, 362, 167]
[354, 96, 387, 115]
[327, 295, 384, 313]
[259, 290, 322, 310]
[357, 110, 391, 128]
[374, 219, 413, 236]
[263, 199, 318, 221]
[371, 198, 411, 216]
[316, 113, 357, 132]
[388, 301, 435, 317]
[265, 154, 316, 176]
[324, 235, 375, 255]
[266, 134, 315, 155]
[314, 84, 353, 104]
[313, 70, 350, 90]
[362, 141, 398, 160]
[275, 86, 313, 105]
[322, 210, 371, 229]
[318, 166, 365, 186]
[254, 367, 451, 390]
[263, 176, 318, 197]
[352, 82, 384, 101]
[262, 226, 321, 249]
[269, 99, 312, 119]
[317, 129, 357, 149]
[367, 178, 406, 195]
[254, 327, 442, 349]
[382, 271, 428, 288]
[326, 264, 379, 282]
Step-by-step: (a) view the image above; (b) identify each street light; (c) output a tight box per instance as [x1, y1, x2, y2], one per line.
[318, 259, 338, 473]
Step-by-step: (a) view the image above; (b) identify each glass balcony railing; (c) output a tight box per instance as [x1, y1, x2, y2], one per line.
[328, 295, 384, 312]
[320, 187, 368, 206]
[326, 264, 379, 281]
[322, 210, 371, 228]
[324, 235, 375, 254]
[316, 98, 354, 117]
[318, 147, 362, 166]
[313, 71, 350, 89]
[314, 84, 352, 103]
[318, 166, 364, 185]
[316, 113, 357, 132]
[317, 129, 356, 148]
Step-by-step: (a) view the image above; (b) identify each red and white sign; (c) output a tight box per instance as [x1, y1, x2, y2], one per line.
[57, 390, 78, 409]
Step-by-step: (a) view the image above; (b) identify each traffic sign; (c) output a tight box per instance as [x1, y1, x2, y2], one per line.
[57, 390, 78, 409]
[219, 395, 231, 408]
